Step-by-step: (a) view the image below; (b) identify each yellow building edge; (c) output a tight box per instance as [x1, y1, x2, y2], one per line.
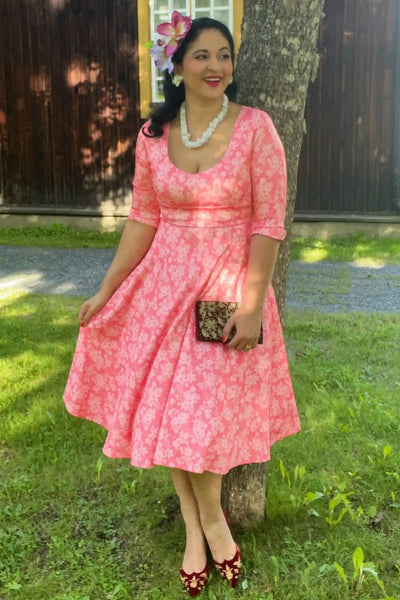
[138, 1, 151, 119]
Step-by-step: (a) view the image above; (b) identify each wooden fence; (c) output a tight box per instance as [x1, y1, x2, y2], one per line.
[0, 0, 140, 211]
[0, 0, 399, 215]
[296, 0, 399, 214]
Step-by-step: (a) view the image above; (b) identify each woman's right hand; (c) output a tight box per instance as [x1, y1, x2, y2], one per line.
[79, 291, 110, 327]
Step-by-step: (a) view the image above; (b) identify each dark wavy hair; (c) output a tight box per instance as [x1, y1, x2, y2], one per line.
[143, 17, 237, 138]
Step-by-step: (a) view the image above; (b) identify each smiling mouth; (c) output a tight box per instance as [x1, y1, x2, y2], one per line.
[204, 78, 222, 86]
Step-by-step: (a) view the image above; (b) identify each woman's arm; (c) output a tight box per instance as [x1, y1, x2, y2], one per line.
[222, 235, 280, 350]
[98, 219, 156, 298]
[240, 234, 280, 314]
[223, 110, 286, 350]
[79, 219, 156, 326]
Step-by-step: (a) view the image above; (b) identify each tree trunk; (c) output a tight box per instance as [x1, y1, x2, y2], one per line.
[222, 0, 325, 524]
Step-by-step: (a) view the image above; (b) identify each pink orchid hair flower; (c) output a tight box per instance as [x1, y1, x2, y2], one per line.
[148, 11, 192, 73]
[157, 11, 192, 42]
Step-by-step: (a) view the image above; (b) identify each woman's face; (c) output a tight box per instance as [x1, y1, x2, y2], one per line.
[176, 28, 234, 101]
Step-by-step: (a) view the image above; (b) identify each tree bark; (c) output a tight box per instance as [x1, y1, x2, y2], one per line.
[222, 0, 325, 524]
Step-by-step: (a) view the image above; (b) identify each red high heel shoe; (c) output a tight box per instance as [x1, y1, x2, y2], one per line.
[213, 511, 242, 587]
[180, 563, 210, 597]
[213, 544, 242, 588]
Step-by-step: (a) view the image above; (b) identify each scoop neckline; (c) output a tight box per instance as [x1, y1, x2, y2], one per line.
[165, 105, 244, 176]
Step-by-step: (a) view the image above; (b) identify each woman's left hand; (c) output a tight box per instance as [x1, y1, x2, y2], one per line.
[222, 308, 262, 351]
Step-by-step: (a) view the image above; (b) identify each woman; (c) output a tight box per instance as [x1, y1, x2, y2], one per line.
[64, 11, 300, 597]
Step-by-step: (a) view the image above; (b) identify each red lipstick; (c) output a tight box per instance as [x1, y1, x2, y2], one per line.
[204, 78, 222, 87]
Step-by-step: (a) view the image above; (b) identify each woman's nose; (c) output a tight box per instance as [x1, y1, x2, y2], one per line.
[207, 56, 220, 71]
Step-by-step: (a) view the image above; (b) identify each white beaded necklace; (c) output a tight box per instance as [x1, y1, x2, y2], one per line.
[180, 94, 229, 149]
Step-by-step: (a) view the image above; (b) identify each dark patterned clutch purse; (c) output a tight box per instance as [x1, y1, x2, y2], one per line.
[195, 301, 263, 344]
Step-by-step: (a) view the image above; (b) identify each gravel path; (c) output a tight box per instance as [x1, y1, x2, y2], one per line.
[1, 245, 399, 312]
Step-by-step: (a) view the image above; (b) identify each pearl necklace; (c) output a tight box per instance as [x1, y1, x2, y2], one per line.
[180, 94, 229, 149]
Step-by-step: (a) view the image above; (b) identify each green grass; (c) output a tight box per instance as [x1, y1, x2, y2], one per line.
[1, 224, 400, 263]
[290, 233, 400, 265]
[1, 292, 399, 600]
[0, 223, 121, 248]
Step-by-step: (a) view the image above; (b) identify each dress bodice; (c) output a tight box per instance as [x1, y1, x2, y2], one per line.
[130, 105, 288, 240]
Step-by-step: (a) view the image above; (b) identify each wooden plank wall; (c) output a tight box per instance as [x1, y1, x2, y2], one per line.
[0, 0, 140, 209]
[0, 0, 398, 214]
[297, 0, 398, 214]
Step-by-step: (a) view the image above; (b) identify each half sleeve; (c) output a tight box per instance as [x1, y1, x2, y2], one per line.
[250, 111, 287, 240]
[128, 129, 160, 228]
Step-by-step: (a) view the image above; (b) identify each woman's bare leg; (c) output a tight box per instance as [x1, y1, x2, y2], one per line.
[188, 471, 236, 563]
[170, 468, 207, 573]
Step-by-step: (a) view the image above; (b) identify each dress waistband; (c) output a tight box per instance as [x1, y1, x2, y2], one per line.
[159, 205, 251, 228]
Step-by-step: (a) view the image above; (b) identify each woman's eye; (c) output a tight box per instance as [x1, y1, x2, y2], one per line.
[220, 54, 231, 60]
[196, 54, 207, 60]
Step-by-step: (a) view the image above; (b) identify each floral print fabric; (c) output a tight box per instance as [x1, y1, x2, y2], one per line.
[63, 106, 300, 474]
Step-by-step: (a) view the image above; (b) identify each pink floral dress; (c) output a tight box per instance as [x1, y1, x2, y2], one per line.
[64, 106, 300, 474]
